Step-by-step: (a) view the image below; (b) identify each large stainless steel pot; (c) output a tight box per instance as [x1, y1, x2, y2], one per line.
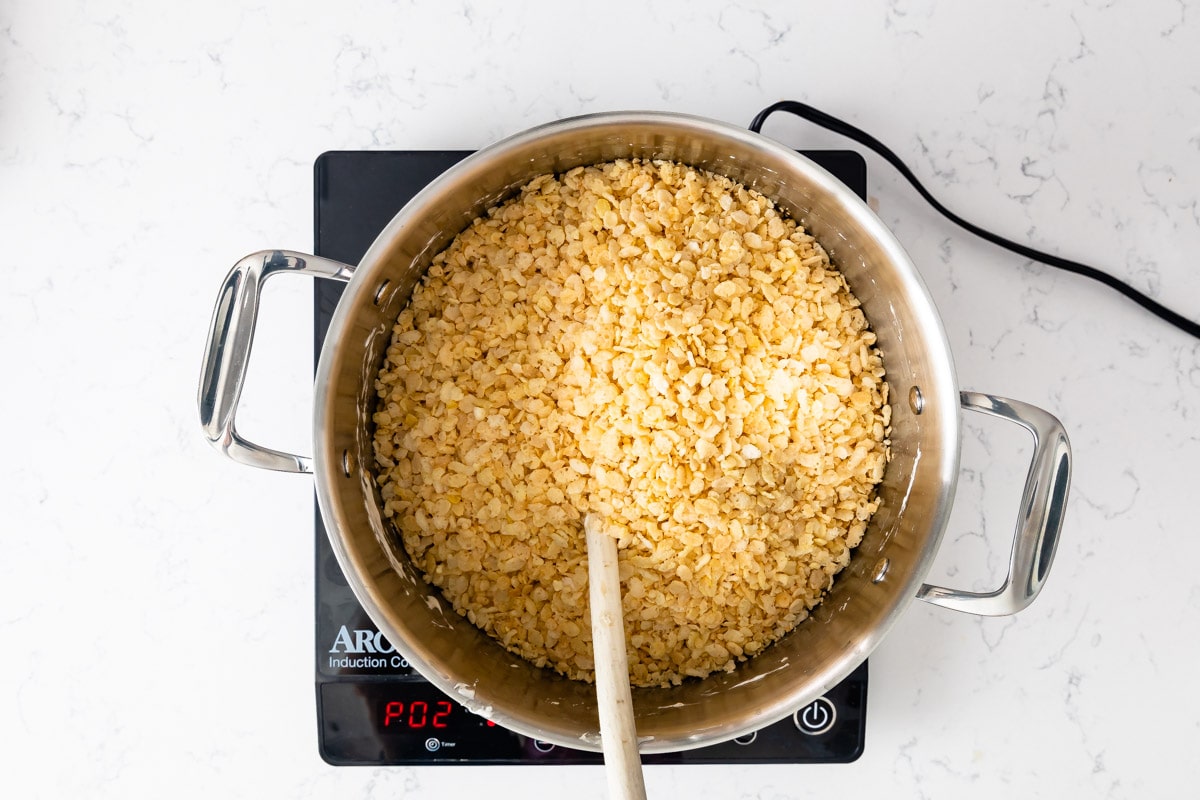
[198, 112, 1071, 752]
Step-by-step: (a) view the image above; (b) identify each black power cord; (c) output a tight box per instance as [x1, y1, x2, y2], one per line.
[749, 100, 1200, 341]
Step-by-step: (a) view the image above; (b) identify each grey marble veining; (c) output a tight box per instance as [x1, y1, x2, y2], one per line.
[2, 0, 1198, 797]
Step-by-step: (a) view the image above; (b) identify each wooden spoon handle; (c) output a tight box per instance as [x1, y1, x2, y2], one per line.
[585, 515, 647, 800]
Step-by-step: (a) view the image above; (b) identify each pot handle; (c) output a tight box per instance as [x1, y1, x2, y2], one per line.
[198, 250, 355, 473]
[916, 391, 1072, 616]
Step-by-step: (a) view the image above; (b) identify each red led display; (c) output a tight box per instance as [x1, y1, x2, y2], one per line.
[382, 700, 453, 729]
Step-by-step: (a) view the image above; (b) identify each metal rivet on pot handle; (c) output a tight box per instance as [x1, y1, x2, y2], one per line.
[198, 250, 355, 473]
[917, 391, 1072, 616]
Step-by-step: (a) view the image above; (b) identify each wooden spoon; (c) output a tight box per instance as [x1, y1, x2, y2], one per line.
[584, 514, 647, 800]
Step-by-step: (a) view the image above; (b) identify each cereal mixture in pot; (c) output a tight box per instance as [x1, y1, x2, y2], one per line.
[371, 160, 890, 687]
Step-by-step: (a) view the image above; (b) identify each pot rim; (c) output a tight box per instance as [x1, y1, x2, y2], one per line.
[311, 110, 961, 752]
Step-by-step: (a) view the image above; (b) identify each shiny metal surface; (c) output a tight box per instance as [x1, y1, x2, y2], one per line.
[198, 112, 1070, 753]
[918, 392, 1072, 616]
[311, 112, 963, 753]
[198, 249, 354, 473]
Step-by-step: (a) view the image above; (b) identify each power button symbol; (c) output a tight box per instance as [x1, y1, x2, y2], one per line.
[793, 697, 836, 735]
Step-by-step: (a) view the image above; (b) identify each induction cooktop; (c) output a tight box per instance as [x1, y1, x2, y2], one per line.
[312, 149, 869, 766]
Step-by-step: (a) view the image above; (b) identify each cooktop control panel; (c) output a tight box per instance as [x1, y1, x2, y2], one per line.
[316, 653, 866, 765]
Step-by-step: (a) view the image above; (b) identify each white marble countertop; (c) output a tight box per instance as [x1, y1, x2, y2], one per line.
[4, 1, 1199, 797]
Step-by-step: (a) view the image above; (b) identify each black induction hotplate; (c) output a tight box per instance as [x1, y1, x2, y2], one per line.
[313, 149, 869, 766]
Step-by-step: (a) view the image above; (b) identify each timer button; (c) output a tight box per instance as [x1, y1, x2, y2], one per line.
[793, 697, 836, 736]
[533, 739, 556, 753]
[733, 731, 758, 746]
